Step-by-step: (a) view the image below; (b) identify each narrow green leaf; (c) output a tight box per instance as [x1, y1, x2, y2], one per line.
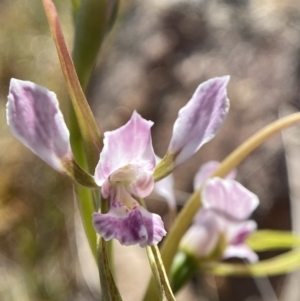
[201, 249, 300, 277]
[42, 0, 102, 161]
[247, 230, 300, 252]
[72, 0, 108, 91]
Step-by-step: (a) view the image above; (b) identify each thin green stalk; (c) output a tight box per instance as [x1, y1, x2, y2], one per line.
[201, 249, 300, 277]
[146, 247, 163, 301]
[97, 194, 122, 300]
[98, 236, 122, 301]
[151, 245, 176, 301]
[97, 236, 111, 301]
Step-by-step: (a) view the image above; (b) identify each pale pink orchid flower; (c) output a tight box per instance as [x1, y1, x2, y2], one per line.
[180, 162, 259, 263]
[92, 112, 166, 247]
[7, 76, 230, 247]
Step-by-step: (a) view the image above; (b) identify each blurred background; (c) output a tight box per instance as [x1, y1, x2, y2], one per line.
[1, 0, 300, 300]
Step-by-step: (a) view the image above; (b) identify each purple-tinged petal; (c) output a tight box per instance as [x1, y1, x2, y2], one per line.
[7, 79, 72, 172]
[131, 171, 154, 198]
[180, 209, 220, 258]
[202, 178, 259, 220]
[223, 244, 258, 263]
[193, 160, 237, 190]
[227, 220, 257, 245]
[95, 111, 156, 186]
[92, 206, 166, 247]
[168, 76, 230, 166]
[101, 179, 111, 199]
[140, 206, 167, 246]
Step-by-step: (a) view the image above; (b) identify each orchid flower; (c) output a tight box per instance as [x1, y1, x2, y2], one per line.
[92, 112, 167, 247]
[180, 163, 259, 263]
[7, 76, 230, 247]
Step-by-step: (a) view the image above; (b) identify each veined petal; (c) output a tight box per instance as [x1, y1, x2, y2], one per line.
[95, 111, 156, 186]
[7, 79, 72, 171]
[131, 171, 154, 198]
[168, 77, 230, 166]
[223, 244, 258, 263]
[92, 206, 166, 247]
[193, 160, 237, 190]
[140, 206, 167, 246]
[202, 178, 259, 220]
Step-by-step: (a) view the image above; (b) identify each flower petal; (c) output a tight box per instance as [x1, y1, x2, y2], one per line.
[140, 207, 167, 246]
[180, 209, 220, 258]
[168, 76, 230, 166]
[94, 111, 156, 186]
[7, 79, 72, 171]
[131, 171, 155, 198]
[227, 220, 257, 245]
[92, 206, 166, 247]
[202, 178, 259, 220]
[223, 244, 258, 263]
[193, 160, 237, 190]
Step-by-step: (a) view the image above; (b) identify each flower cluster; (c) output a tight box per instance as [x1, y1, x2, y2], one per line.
[180, 161, 259, 262]
[7, 76, 230, 247]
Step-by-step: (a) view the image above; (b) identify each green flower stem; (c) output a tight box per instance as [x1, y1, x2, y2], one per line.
[144, 112, 300, 299]
[154, 153, 175, 182]
[146, 246, 163, 301]
[151, 245, 176, 301]
[247, 230, 300, 251]
[98, 236, 122, 301]
[97, 194, 122, 300]
[97, 236, 110, 301]
[201, 249, 300, 277]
